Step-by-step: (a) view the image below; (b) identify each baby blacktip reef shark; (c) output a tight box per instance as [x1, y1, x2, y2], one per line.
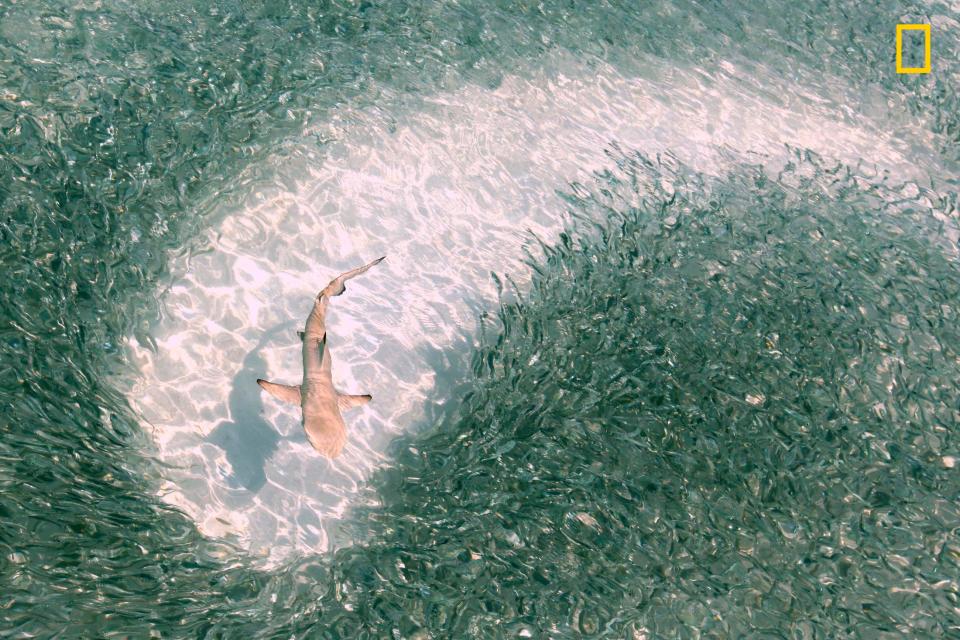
[257, 256, 385, 458]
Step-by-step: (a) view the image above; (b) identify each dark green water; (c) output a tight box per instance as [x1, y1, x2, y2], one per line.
[2, 0, 959, 637]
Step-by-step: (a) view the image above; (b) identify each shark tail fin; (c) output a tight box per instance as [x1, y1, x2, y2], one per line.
[321, 256, 386, 298]
[257, 379, 302, 405]
[337, 393, 372, 411]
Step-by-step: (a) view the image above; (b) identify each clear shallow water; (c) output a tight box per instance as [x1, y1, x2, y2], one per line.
[2, 0, 960, 637]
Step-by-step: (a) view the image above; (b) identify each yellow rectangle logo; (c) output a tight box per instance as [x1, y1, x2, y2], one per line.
[896, 24, 931, 74]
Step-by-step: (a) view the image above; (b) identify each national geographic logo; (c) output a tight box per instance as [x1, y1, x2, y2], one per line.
[896, 24, 931, 74]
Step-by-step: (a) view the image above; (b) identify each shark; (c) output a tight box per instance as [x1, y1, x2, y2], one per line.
[257, 256, 385, 458]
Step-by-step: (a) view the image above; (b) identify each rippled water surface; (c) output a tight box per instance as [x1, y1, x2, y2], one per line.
[2, 0, 959, 637]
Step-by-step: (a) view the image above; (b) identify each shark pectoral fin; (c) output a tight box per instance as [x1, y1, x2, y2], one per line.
[257, 379, 302, 405]
[337, 393, 372, 411]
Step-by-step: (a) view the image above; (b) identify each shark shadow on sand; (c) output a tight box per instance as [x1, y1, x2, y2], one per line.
[206, 322, 304, 493]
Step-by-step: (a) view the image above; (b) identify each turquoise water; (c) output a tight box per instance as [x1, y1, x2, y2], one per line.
[2, 0, 960, 637]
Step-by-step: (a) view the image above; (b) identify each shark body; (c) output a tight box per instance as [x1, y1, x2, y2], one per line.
[257, 257, 385, 458]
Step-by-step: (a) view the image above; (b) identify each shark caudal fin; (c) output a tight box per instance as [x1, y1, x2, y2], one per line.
[320, 256, 385, 299]
[337, 393, 372, 411]
[257, 379, 302, 405]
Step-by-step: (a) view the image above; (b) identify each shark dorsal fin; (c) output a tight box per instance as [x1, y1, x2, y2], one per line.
[257, 379, 302, 405]
[337, 393, 371, 411]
